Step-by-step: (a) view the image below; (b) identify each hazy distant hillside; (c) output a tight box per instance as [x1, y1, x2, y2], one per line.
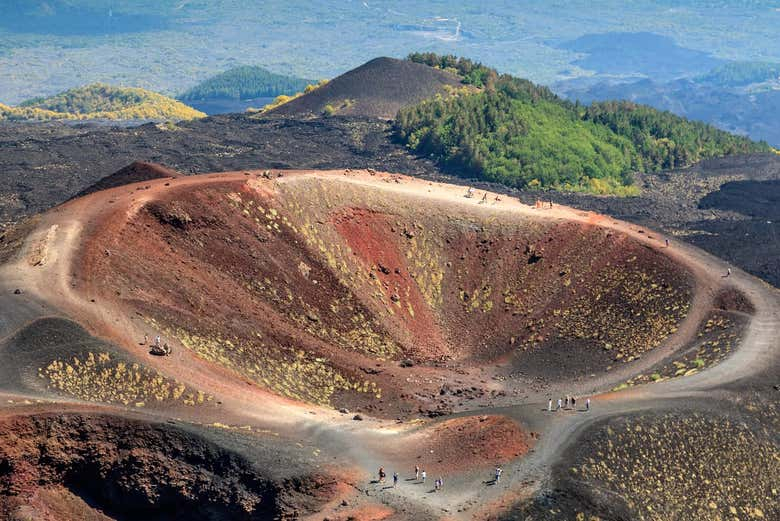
[557, 60, 780, 147]
[179, 66, 314, 101]
[558, 32, 724, 80]
[268, 57, 463, 119]
[396, 54, 770, 195]
[2, 84, 204, 122]
[696, 62, 780, 87]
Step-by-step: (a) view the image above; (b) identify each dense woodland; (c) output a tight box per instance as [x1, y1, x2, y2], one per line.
[398, 54, 770, 194]
[179, 66, 312, 101]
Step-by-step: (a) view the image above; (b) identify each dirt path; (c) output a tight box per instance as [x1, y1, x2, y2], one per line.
[1, 169, 777, 520]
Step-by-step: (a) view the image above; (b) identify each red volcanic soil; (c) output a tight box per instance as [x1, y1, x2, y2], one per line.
[399, 416, 533, 474]
[333, 207, 451, 361]
[68, 172, 694, 418]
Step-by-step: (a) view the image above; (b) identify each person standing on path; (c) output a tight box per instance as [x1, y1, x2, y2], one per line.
[421, 470, 426, 483]
[665, 238, 670, 248]
[571, 396, 576, 409]
[494, 466, 502, 483]
[415, 465, 420, 481]
[393, 472, 398, 488]
[565, 395, 569, 408]
[557, 398, 562, 410]
[586, 398, 590, 411]
[548, 398, 552, 412]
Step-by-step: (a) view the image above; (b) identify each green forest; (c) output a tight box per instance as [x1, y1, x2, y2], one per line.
[397, 54, 770, 195]
[179, 66, 313, 101]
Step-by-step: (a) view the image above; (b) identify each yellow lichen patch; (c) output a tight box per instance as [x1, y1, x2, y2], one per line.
[38, 352, 210, 407]
[574, 413, 779, 521]
[615, 312, 741, 390]
[174, 329, 381, 407]
[405, 230, 445, 309]
[545, 264, 690, 361]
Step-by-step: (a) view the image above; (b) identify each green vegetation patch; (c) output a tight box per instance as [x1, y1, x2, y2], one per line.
[179, 65, 313, 100]
[397, 53, 770, 195]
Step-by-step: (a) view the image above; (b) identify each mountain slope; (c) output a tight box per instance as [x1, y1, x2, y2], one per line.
[3, 84, 204, 121]
[268, 57, 463, 119]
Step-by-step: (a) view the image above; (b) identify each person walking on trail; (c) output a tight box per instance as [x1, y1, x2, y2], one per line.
[415, 465, 420, 481]
[379, 467, 386, 483]
[665, 238, 670, 248]
[393, 472, 398, 488]
[421, 470, 427, 483]
[434, 478, 440, 491]
[548, 398, 552, 412]
[572, 396, 576, 409]
[439, 476, 444, 490]
[557, 398, 562, 411]
[565, 395, 569, 408]
[494, 466, 503, 483]
[723, 268, 732, 278]
[586, 398, 591, 411]
[155, 335, 161, 348]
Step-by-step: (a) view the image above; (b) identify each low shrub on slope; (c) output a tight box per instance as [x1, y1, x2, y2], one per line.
[2, 84, 204, 121]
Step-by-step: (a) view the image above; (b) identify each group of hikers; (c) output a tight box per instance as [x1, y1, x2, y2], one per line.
[548, 395, 590, 412]
[376, 465, 445, 491]
[377, 464, 508, 492]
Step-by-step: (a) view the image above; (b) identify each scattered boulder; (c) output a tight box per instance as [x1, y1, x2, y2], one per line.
[400, 359, 414, 368]
[352, 414, 363, 421]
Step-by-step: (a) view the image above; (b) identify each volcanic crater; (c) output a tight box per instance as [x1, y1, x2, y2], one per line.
[75, 171, 695, 417]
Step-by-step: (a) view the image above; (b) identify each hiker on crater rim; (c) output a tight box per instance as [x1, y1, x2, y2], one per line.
[723, 268, 732, 278]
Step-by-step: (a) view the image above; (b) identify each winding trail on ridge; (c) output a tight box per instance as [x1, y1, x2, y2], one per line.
[1, 169, 778, 520]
